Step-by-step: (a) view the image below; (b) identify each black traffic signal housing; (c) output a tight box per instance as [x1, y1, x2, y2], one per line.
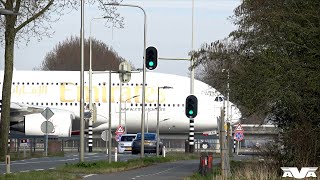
[185, 95, 198, 118]
[145, 46, 158, 70]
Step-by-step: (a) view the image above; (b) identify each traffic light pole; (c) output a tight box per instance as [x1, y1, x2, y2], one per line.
[189, 118, 195, 153]
[189, 0, 195, 153]
[104, 2, 147, 159]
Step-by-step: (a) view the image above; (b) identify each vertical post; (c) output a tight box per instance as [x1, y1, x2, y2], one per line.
[108, 71, 112, 163]
[115, 147, 118, 162]
[162, 146, 166, 157]
[220, 108, 231, 178]
[227, 122, 232, 155]
[89, 19, 93, 153]
[79, 0, 85, 162]
[6, 155, 10, 174]
[189, 0, 195, 154]
[119, 82, 122, 126]
[237, 141, 239, 155]
[45, 120, 48, 157]
[156, 87, 160, 157]
[23, 146, 26, 158]
[125, 101, 127, 134]
[189, 118, 194, 153]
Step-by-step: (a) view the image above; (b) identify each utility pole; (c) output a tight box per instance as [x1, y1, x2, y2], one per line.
[219, 108, 231, 178]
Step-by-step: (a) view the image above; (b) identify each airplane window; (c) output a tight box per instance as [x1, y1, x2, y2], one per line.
[159, 104, 161, 107]
[66, 83, 69, 85]
[154, 104, 156, 106]
[37, 82, 39, 85]
[70, 103, 73, 106]
[75, 103, 78, 106]
[27, 82, 29, 85]
[112, 83, 115, 86]
[41, 82, 44, 85]
[75, 83, 78, 85]
[93, 103, 96, 105]
[84, 103, 87, 106]
[215, 97, 218, 101]
[36, 103, 38, 105]
[103, 82, 106, 86]
[131, 103, 133, 106]
[177, 104, 180, 107]
[56, 83, 58, 85]
[13, 82, 15, 85]
[32, 82, 34, 85]
[31, 103, 34, 105]
[131, 83, 133, 86]
[168, 104, 171, 107]
[122, 83, 124, 86]
[98, 103, 101, 106]
[135, 104, 138, 106]
[182, 104, 184, 107]
[45, 83, 48, 85]
[51, 83, 53, 85]
[173, 104, 175, 107]
[98, 83, 101, 86]
[22, 82, 24, 85]
[140, 104, 142, 106]
[65, 103, 68, 106]
[51, 103, 53, 106]
[61, 103, 63, 106]
[56, 103, 58, 106]
[117, 83, 119, 86]
[219, 97, 224, 101]
[136, 83, 138, 86]
[61, 83, 64, 85]
[163, 104, 166, 107]
[46, 103, 48, 105]
[41, 103, 43, 105]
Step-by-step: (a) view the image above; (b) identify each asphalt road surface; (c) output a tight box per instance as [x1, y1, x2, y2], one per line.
[85, 159, 202, 180]
[0, 153, 138, 174]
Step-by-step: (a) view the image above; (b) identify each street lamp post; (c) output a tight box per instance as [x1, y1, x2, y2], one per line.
[124, 95, 139, 134]
[88, 16, 112, 153]
[156, 86, 173, 157]
[104, 2, 147, 158]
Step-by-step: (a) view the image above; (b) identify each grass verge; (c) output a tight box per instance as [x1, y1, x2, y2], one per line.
[0, 152, 198, 180]
[186, 160, 280, 180]
[0, 152, 65, 162]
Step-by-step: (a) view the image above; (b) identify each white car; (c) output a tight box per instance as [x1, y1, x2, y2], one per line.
[117, 134, 137, 153]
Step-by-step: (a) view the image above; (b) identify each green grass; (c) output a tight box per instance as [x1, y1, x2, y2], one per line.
[0, 152, 199, 179]
[59, 153, 199, 174]
[0, 170, 79, 180]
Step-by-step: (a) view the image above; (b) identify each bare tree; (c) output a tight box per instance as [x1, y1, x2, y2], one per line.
[36, 36, 125, 71]
[0, 0, 123, 158]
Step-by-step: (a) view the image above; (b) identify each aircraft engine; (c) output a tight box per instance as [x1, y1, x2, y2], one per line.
[12, 112, 74, 137]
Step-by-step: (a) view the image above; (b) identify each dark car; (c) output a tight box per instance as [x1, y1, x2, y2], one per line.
[132, 133, 163, 155]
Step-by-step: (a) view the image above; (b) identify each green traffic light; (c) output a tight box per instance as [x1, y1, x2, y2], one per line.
[149, 61, 154, 67]
[189, 110, 194, 115]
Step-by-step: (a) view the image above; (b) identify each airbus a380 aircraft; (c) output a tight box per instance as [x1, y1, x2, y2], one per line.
[0, 71, 241, 137]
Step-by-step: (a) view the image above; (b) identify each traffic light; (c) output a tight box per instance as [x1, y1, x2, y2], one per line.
[145, 46, 158, 70]
[185, 95, 198, 118]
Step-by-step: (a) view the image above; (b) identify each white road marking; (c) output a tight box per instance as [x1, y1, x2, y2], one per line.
[20, 170, 30, 173]
[34, 169, 44, 171]
[133, 164, 186, 179]
[83, 174, 96, 178]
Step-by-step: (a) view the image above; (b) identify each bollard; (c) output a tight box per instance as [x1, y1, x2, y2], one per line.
[199, 152, 208, 176]
[207, 152, 213, 172]
[6, 155, 10, 174]
[114, 147, 117, 162]
[162, 146, 166, 157]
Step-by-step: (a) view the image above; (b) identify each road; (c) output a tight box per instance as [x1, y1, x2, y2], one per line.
[85, 159, 201, 180]
[84, 155, 251, 180]
[0, 153, 138, 174]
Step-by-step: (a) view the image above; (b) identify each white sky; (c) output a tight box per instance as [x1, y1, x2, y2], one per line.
[1, 0, 240, 77]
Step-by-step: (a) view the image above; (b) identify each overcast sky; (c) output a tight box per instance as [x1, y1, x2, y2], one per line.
[0, 0, 240, 77]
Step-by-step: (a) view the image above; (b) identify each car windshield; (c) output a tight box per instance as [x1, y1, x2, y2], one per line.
[120, 135, 136, 141]
[136, 133, 156, 140]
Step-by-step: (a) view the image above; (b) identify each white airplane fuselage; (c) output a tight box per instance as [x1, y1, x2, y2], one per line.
[0, 71, 241, 136]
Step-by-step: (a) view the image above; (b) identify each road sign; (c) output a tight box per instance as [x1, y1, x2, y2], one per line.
[234, 131, 244, 141]
[115, 134, 122, 142]
[20, 139, 29, 147]
[234, 123, 244, 132]
[40, 121, 54, 133]
[201, 142, 210, 149]
[115, 126, 125, 135]
[41, 107, 54, 120]
[119, 61, 132, 83]
[101, 130, 109, 142]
